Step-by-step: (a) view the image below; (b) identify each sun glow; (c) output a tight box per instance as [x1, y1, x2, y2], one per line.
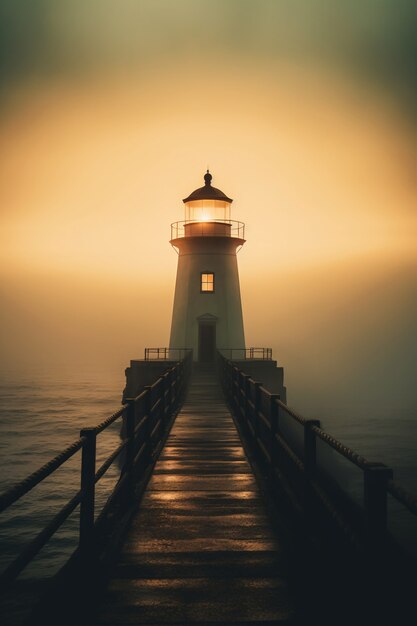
[0, 1, 414, 438]
[0, 62, 415, 282]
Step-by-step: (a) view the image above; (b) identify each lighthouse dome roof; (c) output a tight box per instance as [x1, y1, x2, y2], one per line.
[183, 171, 233, 204]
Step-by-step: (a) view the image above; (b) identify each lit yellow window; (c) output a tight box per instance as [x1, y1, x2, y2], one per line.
[201, 272, 215, 292]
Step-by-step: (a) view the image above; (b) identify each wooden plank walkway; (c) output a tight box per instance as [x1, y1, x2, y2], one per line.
[95, 367, 295, 624]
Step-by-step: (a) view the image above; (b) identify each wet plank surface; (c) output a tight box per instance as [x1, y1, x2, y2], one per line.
[96, 367, 295, 624]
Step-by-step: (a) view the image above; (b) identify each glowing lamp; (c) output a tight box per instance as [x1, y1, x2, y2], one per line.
[183, 170, 233, 224]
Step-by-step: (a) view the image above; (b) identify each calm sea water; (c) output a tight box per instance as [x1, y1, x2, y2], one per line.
[0, 367, 416, 585]
[0, 368, 125, 582]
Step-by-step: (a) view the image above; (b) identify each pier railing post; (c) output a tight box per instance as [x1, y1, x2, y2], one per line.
[243, 374, 251, 429]
[125, 400, 136, 501]
[237, 370, 245, 420]
[144, 386, 153, 466]
[166, 370, 173, 418]
[227, 361, 232, 398]
[176, 363, 182, 404]
[232, 367, 238, 412]
[302, 420, 320, 518]
[173, 366, 179, 409]
[253, 382, 261, 437]
[79, 427, 97, 556]
[364, 463, 393, 541]
[179, 359, 185, 399]
[269, 395, 280, 478]
[160, 374, 166, 423]
[304, 420, 320, 475]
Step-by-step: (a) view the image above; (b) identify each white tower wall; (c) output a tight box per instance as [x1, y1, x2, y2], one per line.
[169, 237, 245, 360]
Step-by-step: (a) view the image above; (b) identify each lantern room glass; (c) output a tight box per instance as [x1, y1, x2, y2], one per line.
[184, 200, 231, 223]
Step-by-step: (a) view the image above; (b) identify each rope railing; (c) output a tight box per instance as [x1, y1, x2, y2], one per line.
[94, 406, 126, 434]
[0, 438, 85, 514]
[277, 398, 307, 426]
[217, 351, 417, 552]
[387, 479, 417, 516]
[0, 351, 193, 589]
[311, 425, 371, 470]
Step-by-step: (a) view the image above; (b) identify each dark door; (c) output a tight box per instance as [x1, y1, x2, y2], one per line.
[198, 324, 216, 362]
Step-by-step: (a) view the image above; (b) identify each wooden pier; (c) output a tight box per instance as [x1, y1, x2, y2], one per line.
[1, 352, 416, 625]
[96, 367, 294, 624]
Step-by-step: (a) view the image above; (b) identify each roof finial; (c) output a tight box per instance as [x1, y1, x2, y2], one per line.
[204, 169, 212, 186]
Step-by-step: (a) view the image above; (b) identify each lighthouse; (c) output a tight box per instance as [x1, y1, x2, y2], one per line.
[169, 171, 246, 362]
[123, 171, 286, 402]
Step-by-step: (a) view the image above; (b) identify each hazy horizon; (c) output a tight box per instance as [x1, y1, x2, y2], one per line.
[1, 1, 416, 428]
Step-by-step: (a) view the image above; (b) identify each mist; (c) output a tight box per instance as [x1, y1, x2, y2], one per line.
[1, 249, 415, 427]
[0, 1, 415, 449]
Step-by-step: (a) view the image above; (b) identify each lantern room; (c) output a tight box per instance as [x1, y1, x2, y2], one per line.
[183, 170, 233, 223]
[171, 171, 245, 242]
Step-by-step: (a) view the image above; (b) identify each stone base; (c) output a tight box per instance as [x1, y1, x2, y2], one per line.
[123, 360, 178, 402]
[231, 360, 287, 403]
[123, 358, 286, 404]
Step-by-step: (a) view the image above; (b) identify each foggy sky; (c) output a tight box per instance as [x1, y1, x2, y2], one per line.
[1, 1, 415, 116]
[0, 1, 415, 427]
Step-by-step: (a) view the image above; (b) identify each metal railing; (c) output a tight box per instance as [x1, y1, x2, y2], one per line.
[219, 347, 273, 360]
[217, 352, 417, 552]
[171, 219, 245, 241]
[0, 352, 192, 589]
[144, 347, 192, 361]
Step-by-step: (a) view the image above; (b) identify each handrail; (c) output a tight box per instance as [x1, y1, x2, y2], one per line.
[310, 424, 371, 470]
[0, 438, 85, 514]
[276, 398, 306, 426]
[217, 351, 417, 553]
[94, 406, 126, 434]
[0, 351, 193, 589]
[0, 490, 83, 585]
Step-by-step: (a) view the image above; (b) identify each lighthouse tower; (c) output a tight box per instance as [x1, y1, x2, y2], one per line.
[169, 171, 245, 362]
[124, 171, 286, 400]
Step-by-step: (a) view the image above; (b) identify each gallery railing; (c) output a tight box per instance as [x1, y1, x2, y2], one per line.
[217, 352, 417, 554]
[219, 347, 273, 361]
[171, 219, 245, 241]
[0, 352, 192, 589]
[144, 347, 192, 361]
